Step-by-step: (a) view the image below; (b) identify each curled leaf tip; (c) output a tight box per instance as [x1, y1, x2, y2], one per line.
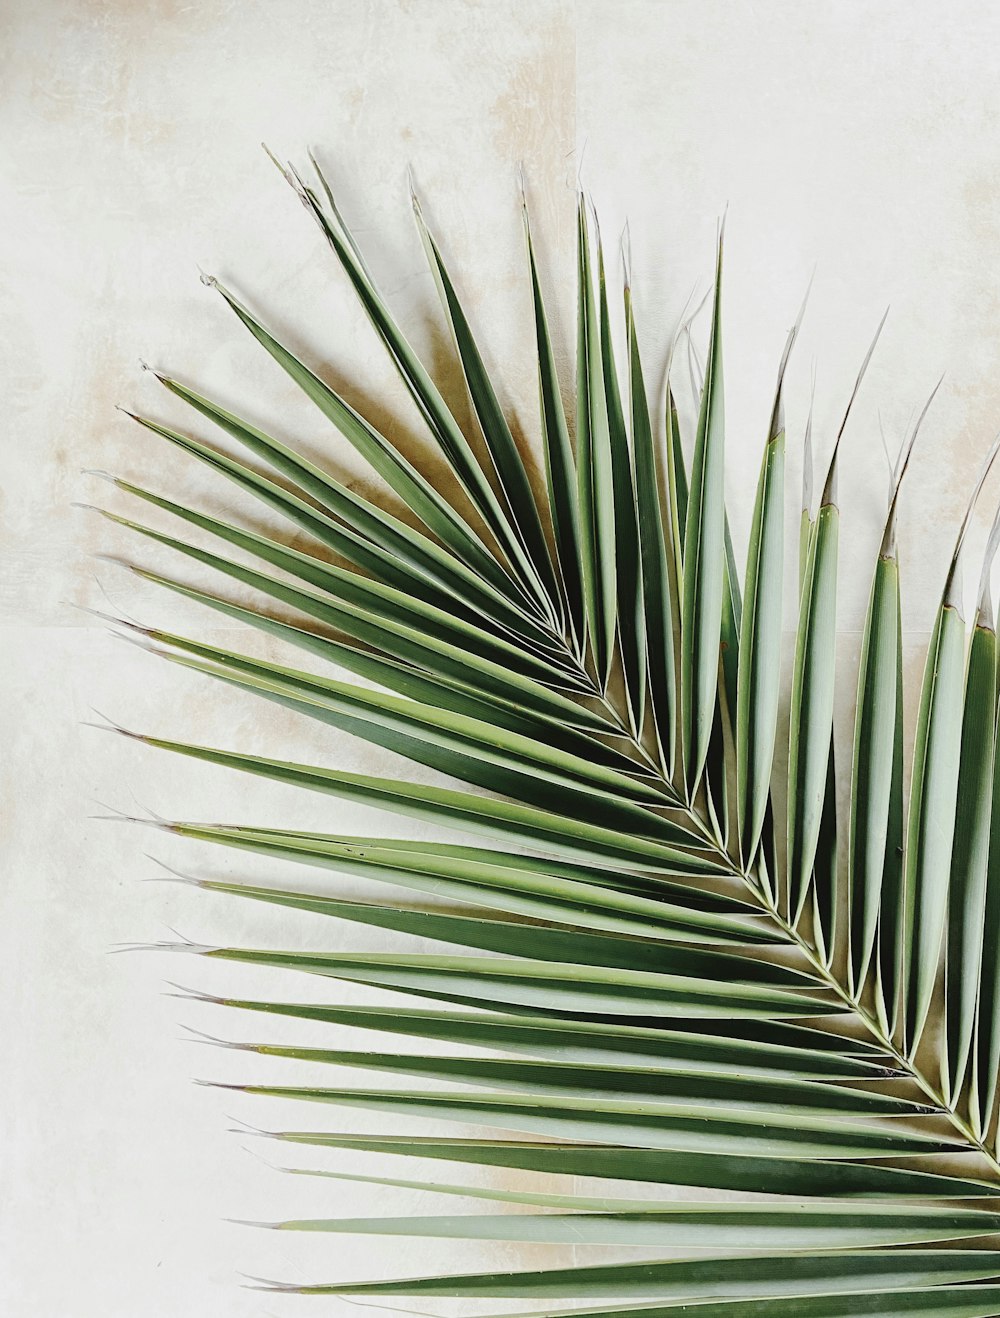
[881, 376, 942, 555]
[977, 499, 1000, 620]
[587, 193, 602, 243]
[142, 865, 200, 889]
[179, 1023, 242, 1049]
[768, 281, 810, 442]
[821, 310, 889, 506]
[226, 1115, 274, 1138]
[945, 429, 1000, 606]
[161, 979, 222, 1003]
[239, 1275, 293, 1293]
[576, 136, 589, 189]
[193, 1078, 247, 1092]
[83, 706, 134, 737]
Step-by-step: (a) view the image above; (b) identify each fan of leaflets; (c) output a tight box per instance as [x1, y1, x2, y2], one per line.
[91, 153, 1000, 1313]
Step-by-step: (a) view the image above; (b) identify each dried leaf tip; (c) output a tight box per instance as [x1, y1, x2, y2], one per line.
[977, 500, 1000, 627]
[161, 981, 224, 1005]
[180, 1023, 244, 1050]
[802, 365, 816, 517]
[881, 376, 943, 557]
[944, 429, 1000, 610]
[405, 163, 421, 215]
[84, 706, 136, 737]
[285, 160, 314, 205]
[877, 411, 894, 491]
[821, 307, 889, 507]
[768, 274, 812, 444]
[575, 136, 589, 190]
[621, 220, 633, 292]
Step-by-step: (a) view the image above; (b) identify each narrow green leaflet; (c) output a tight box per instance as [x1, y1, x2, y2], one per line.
[850, 550, 904, 1001]
[196, 992, 890, 1075]
[799, 389, 815, 581]
[265, 1204, 1000, 1250]
[787, 498, 840, 924]
[245, 1161, 1000, 1253]
[184, 875, 801, 981]
[483, 1289, 1000, 1318]
[124, 732, 719, 874]
[903, 607, 969, 1054]
[627, 279, 677, 775]
[576, 199, 617, 684]
[902, 441, 1000, 1055]
[683, 286, 740, 857]
[598, 234, 645, 730]
[203, 1035, 924, 1115]
[267, 1130, 998, 1197]
[523, 194, 586, 647]
[944, 564, 999, 1102]
[255, 1250, 1000, 1300]
[197, 945, 835, 1021]
[164, 821, 768, 942]
[847, 389, 937, 1005]
[258, 1166, 1000, 1237]
[973, 650, 1000, 1137]
[788, 317, 886, 928]
[681, 227, 726, 796]
[220, 1081, 944, 1155]
[736, 309, 800, 865]
[665, 380, 688, 581]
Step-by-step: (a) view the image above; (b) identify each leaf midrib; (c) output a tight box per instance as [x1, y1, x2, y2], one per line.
[545, 630, 1000, 1182]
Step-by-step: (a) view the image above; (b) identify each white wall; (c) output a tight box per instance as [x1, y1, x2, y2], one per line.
[4, 1, 1000, 1313]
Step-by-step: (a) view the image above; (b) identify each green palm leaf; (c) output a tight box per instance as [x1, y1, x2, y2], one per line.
[94, 156, 1000, 1307]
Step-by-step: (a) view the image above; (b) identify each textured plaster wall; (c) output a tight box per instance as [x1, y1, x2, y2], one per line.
[4, 1, 1000, 1313]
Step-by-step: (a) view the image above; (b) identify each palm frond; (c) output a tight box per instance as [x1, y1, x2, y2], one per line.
[94, 155, 1000, 1310]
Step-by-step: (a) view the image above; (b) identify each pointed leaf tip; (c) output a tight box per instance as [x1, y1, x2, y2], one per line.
[821, 309, 889, 505]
